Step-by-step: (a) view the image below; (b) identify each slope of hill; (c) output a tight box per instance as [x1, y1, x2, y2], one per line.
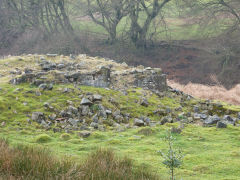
[0, 55, 240, 179]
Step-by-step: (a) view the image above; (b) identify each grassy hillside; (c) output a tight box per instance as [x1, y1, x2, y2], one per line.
[0, 55, 240, 179]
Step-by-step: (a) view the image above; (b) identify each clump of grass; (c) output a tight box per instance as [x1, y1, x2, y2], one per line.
[60, 133, 71, 141]
[0, 139, 75, 179]
[0, 139, 159, 180]
[68, 139, 83, 144]
[92, 132, 107, 140]
[137, 127, 155, 136]
[79, 148, 159, 180]
[35, 134, 52, 143]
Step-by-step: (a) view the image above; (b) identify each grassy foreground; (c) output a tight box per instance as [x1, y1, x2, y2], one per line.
[0, 84, 240, 179]
[0, 139, 157, 180]
[0, 83, 240, 179]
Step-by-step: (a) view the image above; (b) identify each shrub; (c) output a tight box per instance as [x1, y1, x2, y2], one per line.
[35, 134, 52, 143]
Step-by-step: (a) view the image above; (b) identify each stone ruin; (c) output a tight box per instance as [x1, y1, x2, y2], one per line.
[9, 54, 167, 92]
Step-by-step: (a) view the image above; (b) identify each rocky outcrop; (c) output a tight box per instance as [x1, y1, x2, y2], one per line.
[134, 68, 167, 92]
[10, 55, 167, 92]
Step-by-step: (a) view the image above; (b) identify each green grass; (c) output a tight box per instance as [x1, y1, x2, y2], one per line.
[0, 139, 157, 180]
[1, 123, 240, 179]
[0, 83, 240, 179]
[35, 134, 52, 143]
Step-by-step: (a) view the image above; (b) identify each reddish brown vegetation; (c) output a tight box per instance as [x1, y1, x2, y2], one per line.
[168, 80, 240, 105]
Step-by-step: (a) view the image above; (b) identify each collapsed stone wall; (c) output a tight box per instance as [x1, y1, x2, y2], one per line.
[9, 55, 167, 92]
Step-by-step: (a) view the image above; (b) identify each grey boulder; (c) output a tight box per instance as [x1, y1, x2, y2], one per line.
[134, 118, 145, 126]
[81, 98, 92, 105]
[78, 131, 91, 138]
[216, 121, 227, 128]
[32, 112, 45, 123]
[204, 115, 220, 125]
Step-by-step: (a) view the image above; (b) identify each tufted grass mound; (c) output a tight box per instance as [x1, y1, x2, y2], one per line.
[35, 134, 52, 143]
[137, 127, 155, 136]
[0, 139, 159, 180]
[60, 133, 71, 141]
[78, 148, 159, 180]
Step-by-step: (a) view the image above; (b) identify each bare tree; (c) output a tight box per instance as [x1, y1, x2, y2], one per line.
[182, 0, 240, 33]
[0, 0, 73, 36]
[86, 0, 130, 43]
[128, 0, 171, 48]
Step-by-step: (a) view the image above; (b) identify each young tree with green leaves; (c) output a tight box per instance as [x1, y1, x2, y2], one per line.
[159, 130, 184, 180]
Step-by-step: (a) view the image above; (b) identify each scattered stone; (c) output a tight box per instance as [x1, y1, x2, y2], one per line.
[144, 117, 151, 125]
[48, 83, 53, 90]
[204, 115, 220, 125]
[67, 100, 73, 105]
[160, 117, 169, 125]
[32, 112, 45, 123]
[175, 106, 183, 111]
[90, 122, 98, 129]
[1, 122, 6, 126]
[44, 102, 50, 108]
[113, 110, 121, 117]
[80, 98, 92, 106]
[42, 62, 56, 71]
[57, 64, 65, 69]
[40, 56, 46, 61]
[39, 83, 48, 91]
[223, 115, 234, 123]
[68, 118, 78, 127]
[140, 98, 149, 107]
[98, 125, 105, 131]
[92, 114, 98, 123]
[106, 110, 112, 114]
[193, 105, 200, 113]
[216, 121, 227, 128]
[46, 54, 58, 57]
[68, 106, 78, 114]
[24, 68, 33, 74]
[200, 114, 208, 120]
[63, 88, 70, 93]
[70, 54, 76, 60]
[41, 120, 48, 127]
[80, 125, 90, 131]
[81, 106, 90, 116]
[193, 113, 201, 120]
[93, 94, 102, 101]
[49, 114, 57, 121]
[134, 118, 145, 126]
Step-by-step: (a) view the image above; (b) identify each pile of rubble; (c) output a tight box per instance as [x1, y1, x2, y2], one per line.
[9, 54, 167, 92]
[1, 54, 239, 135]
